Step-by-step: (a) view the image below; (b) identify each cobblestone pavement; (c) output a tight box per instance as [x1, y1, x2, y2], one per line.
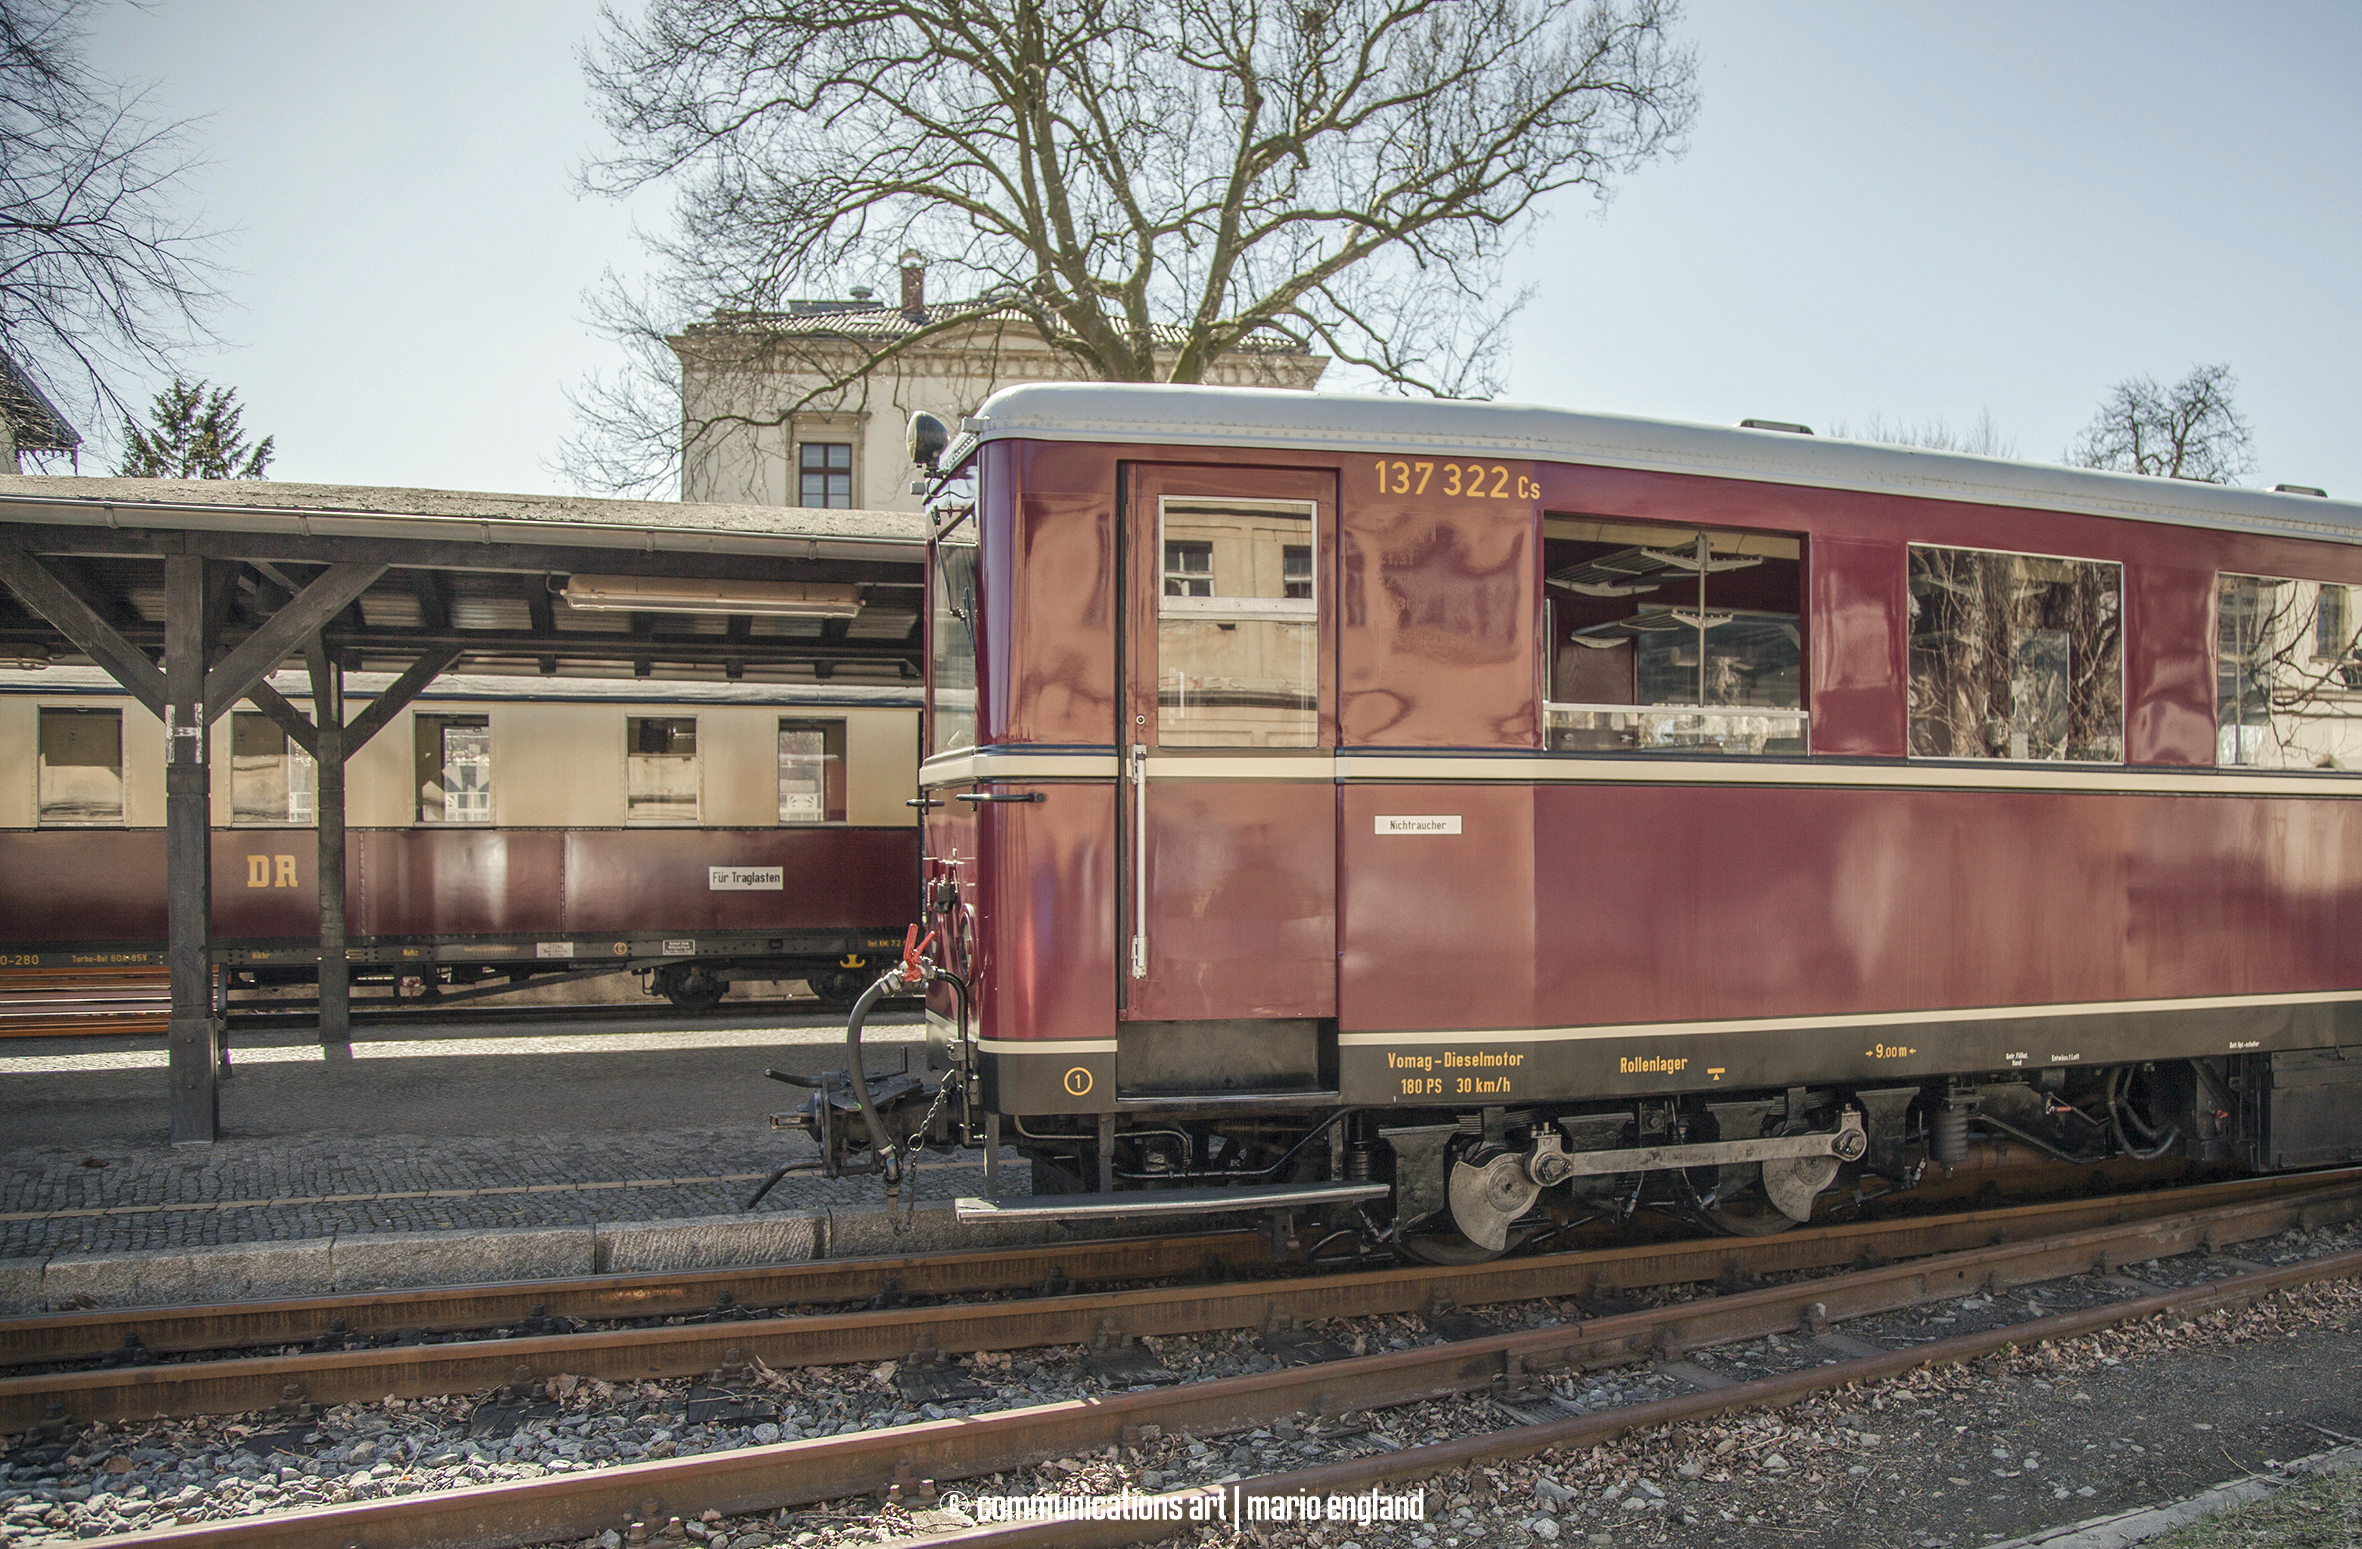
[0, 1013, 1023, 1259]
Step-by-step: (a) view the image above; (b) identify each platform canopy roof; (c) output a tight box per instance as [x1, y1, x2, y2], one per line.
[0, 476, 929, 686]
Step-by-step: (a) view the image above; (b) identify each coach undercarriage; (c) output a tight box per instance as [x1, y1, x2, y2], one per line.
[772, 995, 2362, 1259]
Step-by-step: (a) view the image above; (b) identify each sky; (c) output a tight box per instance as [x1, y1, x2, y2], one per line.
[75, 0, 2362, 499]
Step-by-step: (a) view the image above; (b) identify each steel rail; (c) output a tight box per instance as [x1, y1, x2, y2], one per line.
[0, 1232, 1274, 1368]
[916, 1245, 2362, 1549]
[6, 1172, 2354, 1432]
[5, 1167, 2335, 1369]
[77, 1187, 2362, 1549]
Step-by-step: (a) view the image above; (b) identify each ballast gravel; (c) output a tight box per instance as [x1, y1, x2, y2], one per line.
[0, 1221, 2356, 1548]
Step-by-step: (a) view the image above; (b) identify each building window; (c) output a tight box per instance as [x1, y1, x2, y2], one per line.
[415, 714, 492, 824]
[230, 712, 315, 825]
[37, 707, 122, 825]
[627, 716, 699, 824]
[799, 442, 853, 508]
[778, 719, 847, 823]
[1163, 539, 1213, 598]
[2316, 584, 2351, 660]
[1282, 544, 1313, 600]
[1907, 546, 2122, 762]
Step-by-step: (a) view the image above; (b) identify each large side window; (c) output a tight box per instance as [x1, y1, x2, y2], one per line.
[415, 713, 492, 824]
[626, 716, 699, 824]
[1907, 547, 2122, 762]
[929, 524, 979, 756]
[778, 718, 847, 822]
[1156, 496, 1318, 748]
[230, 712, 316, 825]
[1542, 518, 1804, 755]
[2218, 574, 2362, 769]
[37, 707, 122, 825]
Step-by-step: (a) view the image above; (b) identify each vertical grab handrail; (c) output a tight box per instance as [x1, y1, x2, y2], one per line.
[1130, 742, 1148, 978]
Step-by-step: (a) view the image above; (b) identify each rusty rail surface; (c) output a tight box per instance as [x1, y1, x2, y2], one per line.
[78, 1186, 2362, 1549]
[0, 1232, 1276, 1368]
[5, 1171, 2354, 1433]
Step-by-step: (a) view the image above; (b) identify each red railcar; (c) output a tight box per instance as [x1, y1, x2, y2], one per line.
[875, 384, 2362, 1258]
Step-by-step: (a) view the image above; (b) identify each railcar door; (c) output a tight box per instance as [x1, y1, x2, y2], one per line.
[1118, 464, 1339, 1096]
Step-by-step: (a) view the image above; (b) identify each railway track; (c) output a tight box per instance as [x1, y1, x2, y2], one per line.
[7, 1169, 2362, 1549]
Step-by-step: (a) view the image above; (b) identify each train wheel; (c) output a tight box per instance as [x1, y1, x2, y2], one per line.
[808, 970, 870, 1009]
[1398, 1221, 1516, 1265]
[659, 966, 726, 1013]
[1689, 1157, 1833, 1236]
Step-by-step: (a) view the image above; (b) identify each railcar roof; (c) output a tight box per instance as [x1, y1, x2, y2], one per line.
[0, 475, 926, 558]
[966, 382, 2361, 547]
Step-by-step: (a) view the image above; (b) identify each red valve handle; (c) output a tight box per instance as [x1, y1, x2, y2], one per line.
[899, 925, 938, 985]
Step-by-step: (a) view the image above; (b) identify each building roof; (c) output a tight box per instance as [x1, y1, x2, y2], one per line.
[0, 353, 82, 453]
[682, 299, 1315, 356]
[959, 382, 2362, 548]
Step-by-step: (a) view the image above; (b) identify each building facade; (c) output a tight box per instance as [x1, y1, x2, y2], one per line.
[672, 261, 1327, 509]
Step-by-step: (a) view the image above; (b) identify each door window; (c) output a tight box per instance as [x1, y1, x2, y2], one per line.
[1156, 497, 1318, 748]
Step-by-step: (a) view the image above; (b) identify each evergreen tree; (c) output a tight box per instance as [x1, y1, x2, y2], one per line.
[114, 377, 274, 479]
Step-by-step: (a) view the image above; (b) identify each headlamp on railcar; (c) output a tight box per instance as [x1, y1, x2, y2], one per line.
[908, 411, 950, 473]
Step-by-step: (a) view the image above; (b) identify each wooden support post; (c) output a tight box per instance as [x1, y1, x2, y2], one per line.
[163, 554, 219, 1145]
[305, 638, 351, 1056]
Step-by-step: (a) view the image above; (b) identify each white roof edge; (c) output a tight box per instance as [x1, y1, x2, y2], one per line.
[0, 477, 927, 559]
[967, 382, 2362, 546]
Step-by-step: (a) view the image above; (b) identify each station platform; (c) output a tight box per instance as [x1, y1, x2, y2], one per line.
[0, 1005, 1047, 1314]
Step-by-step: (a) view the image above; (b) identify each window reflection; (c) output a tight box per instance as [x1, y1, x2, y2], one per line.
[1157, 498, 1318, 748]
[1907, 547, 2122, 762]
[1542, 518, 1805, 755]
[2219, 573, 2362, 770]
[929, 528, 978, 756]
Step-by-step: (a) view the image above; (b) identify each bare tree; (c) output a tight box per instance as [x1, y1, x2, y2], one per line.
[565, 0, 1697, 494]
[1, 0, 222, 457]
[2067, 362, 2254, 485]
[1840, 407, 2017, 459]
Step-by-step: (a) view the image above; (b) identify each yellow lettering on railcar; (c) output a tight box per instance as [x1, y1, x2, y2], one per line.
[1865, 1043, 1917, 1059]
[1618, 1055, 1689, 1074]
[1369, 459, 1540, 503]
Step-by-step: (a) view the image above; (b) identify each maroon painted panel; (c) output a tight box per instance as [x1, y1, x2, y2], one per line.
[978, 783, 1117, 1041]
[1335, 785, 1536, 1032]
[1339, 781, 2362, 1034]
[560, 829, 918, 934]
[0, 831, 166, 942]
[1128, 780, 1337, 1021]
[1339, 457, 1538, 748]
[350, 829, 566, 938]
[2128, 561, 2217, 766]
[1004, 474, 1118, 747]
[212, 831, 322, 939]
[1805, 533, 1907, 758]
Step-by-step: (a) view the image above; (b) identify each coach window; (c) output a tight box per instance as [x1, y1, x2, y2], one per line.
[1542, 518, 1804, 755]
[2218, 574, 2362, 769]
[1158, 497, 1318, 747]
[929, 523, 979, 755]
[36, 707, 123, 825]
[626, 717, 700, 824]
[415, 714, 492, 824]
[1907, 547, 2122, 762]
[230, 712, 316, 825]
[778, 718, 847, 823]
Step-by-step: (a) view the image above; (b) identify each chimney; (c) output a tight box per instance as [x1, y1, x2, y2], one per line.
[899, 249, 926, 321]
